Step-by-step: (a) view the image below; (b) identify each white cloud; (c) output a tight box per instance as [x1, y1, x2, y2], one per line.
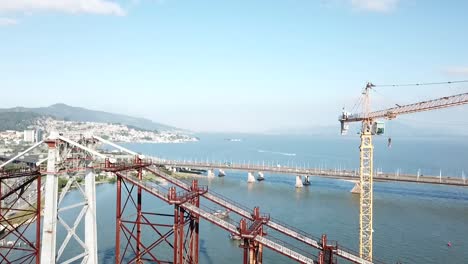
[351, 0, 399, 12]
[0, 17, 18, 26]
[0, 0, 125, 16]
[444, 67, 468, 77]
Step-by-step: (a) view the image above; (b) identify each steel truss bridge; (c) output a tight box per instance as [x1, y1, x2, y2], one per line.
[0, 133, 377, 264]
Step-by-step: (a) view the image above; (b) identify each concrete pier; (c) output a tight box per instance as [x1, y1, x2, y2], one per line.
[303, 176, 311, 185]
[257, 172, 265, 181]
[295, 176, 303, 188]
[218, 169, 226, 177]
[207, 169, 215, 178]
[351, 181, 360, 194]
[247, 172, 256, 183]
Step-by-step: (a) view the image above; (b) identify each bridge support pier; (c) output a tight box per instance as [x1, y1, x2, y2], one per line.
[257, 172, 265, 181]
[351, 182, 360, 194]
[247, 172, 256, 183]
[295, 176, 303, 188]
[303, 175, 311, 185]
[41, 139, 59, 264]
[207, 169, 215, 178]
[85, 168, 98, 264]
[218, 169, 226, 177]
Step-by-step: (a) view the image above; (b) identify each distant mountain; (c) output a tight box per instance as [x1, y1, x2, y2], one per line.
[0, 103, 179, 132]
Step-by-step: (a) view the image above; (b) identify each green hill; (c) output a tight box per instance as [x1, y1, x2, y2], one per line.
[0, 112, 45, 131]
[0, 103, 178, 131]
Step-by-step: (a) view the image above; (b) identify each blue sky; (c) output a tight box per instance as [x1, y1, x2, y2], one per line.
[1, 0, 467, 133]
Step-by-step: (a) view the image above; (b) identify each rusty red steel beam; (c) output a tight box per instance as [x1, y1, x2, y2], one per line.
[115, 166, 318, 264]
[144, 166, 373, 264]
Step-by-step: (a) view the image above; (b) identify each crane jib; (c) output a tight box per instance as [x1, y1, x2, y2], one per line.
[342, 92, 468, 123]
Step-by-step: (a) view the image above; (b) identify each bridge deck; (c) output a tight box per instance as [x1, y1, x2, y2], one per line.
[157, 160, 468, 187]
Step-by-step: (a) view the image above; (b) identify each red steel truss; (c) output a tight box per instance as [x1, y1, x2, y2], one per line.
[238, 207, 269, 264]
[104, 157, 206, 264]
[104, 159, 363, 264]
[0, 167, 41, 264]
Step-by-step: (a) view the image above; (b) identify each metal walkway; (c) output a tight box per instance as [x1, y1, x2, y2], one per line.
[145, 166, 374, 264]
[116, 171, 318, 264]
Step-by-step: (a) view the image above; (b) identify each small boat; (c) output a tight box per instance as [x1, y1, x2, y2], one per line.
[225, 138, 242, 142]
[213, 209, 229, 219]
[229, 233, 241, 240]
[303, 176, 311, 186]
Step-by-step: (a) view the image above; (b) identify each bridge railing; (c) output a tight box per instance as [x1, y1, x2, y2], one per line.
[255, 235, 317, 264]
[207, 189, 254, 214]
[269, 216, 322, 244]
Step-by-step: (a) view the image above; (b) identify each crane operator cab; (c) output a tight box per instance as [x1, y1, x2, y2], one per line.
[372, 121, 385, 135]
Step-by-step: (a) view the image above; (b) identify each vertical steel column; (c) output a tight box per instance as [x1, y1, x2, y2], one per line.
[136, 163, 143, 263]
[321, 234, 334, 264]
[257, 227, 263, 264]
[85, 168, 98, 264]
[179, 208, 185, 264]
[0, 178, 2, 222]
[189, 180, 200, 264]
[115, 175, 122, 264]
[35, 174, 41, 264]
[249, 242, 255, 264]
[188, 214, 199, 264]
[41, 139, 58, 264]
[173, 206, 185, 264]
[359, 126, 374, 261]
[243, 238, 249, 264]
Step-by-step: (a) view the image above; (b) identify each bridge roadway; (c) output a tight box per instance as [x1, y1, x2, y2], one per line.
[155, 160, 468, 187]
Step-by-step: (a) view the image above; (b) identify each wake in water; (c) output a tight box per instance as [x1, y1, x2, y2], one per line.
[257, 149, 297, 156]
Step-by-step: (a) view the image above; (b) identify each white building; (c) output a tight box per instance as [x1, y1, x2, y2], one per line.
[24, 130, 35, 142]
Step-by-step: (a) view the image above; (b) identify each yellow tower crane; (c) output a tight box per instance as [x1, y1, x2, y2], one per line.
[339, 82, 468, 261]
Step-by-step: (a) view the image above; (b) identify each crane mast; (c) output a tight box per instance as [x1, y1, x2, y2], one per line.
[358, 83, 374, 261]
[339, 83, 468, 262]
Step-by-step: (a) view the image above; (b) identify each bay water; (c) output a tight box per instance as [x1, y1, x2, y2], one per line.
[38, 134, 468, 263]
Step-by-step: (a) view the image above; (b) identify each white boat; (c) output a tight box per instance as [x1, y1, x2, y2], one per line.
[229, 233, 241, 240]
[213, 209, 229, 219]
[225, 138, 242, 142]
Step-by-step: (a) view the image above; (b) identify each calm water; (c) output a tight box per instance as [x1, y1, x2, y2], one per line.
[16, 134, 468, 263]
